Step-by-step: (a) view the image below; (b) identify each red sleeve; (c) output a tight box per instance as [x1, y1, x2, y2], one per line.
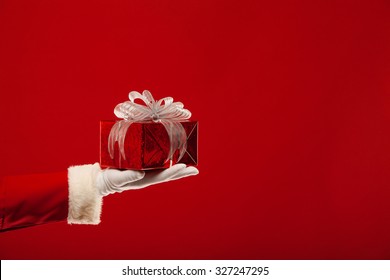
[0, 171, 68, 232]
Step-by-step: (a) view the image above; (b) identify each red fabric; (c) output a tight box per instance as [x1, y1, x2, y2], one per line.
[0, 172, 68, 232]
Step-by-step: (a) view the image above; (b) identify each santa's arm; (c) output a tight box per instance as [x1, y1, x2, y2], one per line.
[0, 171, 69, 231]
[0, 163, 197, 232]
[0, 164, 103, 232]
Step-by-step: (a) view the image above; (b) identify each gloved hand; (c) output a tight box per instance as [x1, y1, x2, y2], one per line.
[96, 163, 199, 196]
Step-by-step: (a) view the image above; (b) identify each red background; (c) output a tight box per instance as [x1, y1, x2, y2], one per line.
[1, 0, 390, 259]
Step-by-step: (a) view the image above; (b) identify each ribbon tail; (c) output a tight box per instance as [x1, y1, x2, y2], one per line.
[161, 120, 188, 163]
[177, 123, 187, 161]
[108, 120, 133, 161]
[117, 120, 133, 160]
[108, 121, 121, 159]
[173, 121, 187, 162]
[161, 120, 175, 162]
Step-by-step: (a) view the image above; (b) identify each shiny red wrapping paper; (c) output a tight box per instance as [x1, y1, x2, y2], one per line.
[100, 120, 198, 170]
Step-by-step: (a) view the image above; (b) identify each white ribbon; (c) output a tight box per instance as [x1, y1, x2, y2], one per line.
[108, 90, 191, 164]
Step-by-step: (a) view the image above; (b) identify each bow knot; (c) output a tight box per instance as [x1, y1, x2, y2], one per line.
[114, 90, 191, 122]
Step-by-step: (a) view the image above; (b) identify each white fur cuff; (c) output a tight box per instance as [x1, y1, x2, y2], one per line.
[67, 163, 103, 225]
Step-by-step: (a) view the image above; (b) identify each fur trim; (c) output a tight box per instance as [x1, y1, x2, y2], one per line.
[67, 163, 103, 225]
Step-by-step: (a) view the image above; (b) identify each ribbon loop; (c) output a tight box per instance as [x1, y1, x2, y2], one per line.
[108, 90, 191, 165]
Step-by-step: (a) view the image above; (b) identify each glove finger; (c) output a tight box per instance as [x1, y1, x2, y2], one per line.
[120, 163, 187, 190]
[142, 163, 187, 184]
[104, 168, 145, 187]
[167, 166, 199, 181]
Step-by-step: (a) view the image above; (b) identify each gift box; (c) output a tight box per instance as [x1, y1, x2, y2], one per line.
[100, 120, 198, 170]
[99, 90, 198, 170]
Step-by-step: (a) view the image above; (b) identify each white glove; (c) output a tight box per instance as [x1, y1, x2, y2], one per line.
[96, 163, 199, 196]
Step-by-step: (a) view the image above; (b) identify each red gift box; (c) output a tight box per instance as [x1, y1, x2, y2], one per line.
[100, 120, 198, 170]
